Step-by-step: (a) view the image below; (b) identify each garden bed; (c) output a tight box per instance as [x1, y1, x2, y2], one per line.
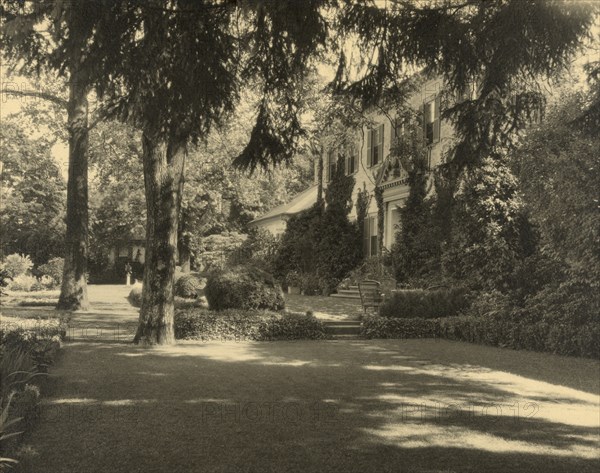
[175, 308, 330, 341]
[361, 314, 600, 359]
[0, 314, 67, 468]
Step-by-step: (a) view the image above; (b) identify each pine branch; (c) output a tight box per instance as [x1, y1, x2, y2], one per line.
[2, 88, 67, 108]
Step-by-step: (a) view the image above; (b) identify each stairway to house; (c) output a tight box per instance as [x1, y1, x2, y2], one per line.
[330, 285, 361, 300]
[323, 320, 362, 339]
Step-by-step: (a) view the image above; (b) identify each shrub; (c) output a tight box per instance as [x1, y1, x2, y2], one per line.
[205, 266, 285, 311]
[174, 308, 328, 341]
[257, 312, 330, 341]
[7, 275, 38, 292]
[361, 316, 438, 339]
[37, 257, 64, 287]
[127, 285, 143, 308]
[0, 269, 11, 296]
[2, 254, 33, 278]
[174, 274, 204, 299]
[379, 287, 469, 319]
[38, 275, 56, 290]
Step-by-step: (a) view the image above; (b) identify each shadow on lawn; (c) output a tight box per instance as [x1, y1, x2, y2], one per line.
[18, 339, 600, 473]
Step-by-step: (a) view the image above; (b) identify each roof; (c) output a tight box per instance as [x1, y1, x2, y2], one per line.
[251, 185, 318, 224]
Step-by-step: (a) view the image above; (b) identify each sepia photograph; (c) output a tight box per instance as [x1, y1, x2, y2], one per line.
[0, 1, 598, 472]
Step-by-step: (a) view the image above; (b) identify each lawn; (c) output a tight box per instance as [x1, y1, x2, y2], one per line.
[15, 333, 600, 473]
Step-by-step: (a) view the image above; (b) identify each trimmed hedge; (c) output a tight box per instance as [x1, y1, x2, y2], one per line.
[205, 266, 285, 311]
[379, 287, 470, 319]
[361, 315, 600, 359]
[174, 308, 329, 341]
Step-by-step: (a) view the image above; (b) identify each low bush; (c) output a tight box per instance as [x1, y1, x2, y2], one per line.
[361, 316, 438, 339]
[1, 254, 33, 278]
[257, 312, 329, 341]
[36, 257, 64, 287]
[379, 287, 469, 319]
[7, 274, 38, 292]
[174, 308, 328, 341]
[174, 274, 204, 299]
[127, 285, 143, 308]
[361, 314, 600, 359]
[205, 266, 285, 311]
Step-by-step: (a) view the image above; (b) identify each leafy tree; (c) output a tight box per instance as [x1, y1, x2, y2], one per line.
[1, 1, 111, 310]
[513, 91, 600, 287]
[0, 118, 66, 264]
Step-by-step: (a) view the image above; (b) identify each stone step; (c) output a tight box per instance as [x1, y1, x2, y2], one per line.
[323, 321, 362, 336]
[329, 293, 361, 300]
[331, 334, 361, 340]
[337, 289, 360, 295]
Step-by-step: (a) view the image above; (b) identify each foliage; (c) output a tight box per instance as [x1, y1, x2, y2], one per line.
[0, 119, 66, 265]
[340, 257, 396, 293]
[195, 232, 247, 271]
[436, 315, 600, 359]
[36, 257, 64, 287]
[0, 392, 22, 471]
[0, 270, 10, 297]
[513, 91, 600, 288]
[273, 204, 323, 280]
[228, 228, 281, 274]
[361, 316, 438, 340]
[360, 314, 600, 359]
[0, 315, 62, 469]
[174, 308, 328, 341]
[174, 274, 204, 299]
[7, 275, 38, 293]
[205, 266, 285, 312]
[274, 158, 361, 294]
[127, 285, 143, 309]
[391, 122, 441, 283]
[379, 288, 470, 319]
[442, 158, 535, 292]
[1, 254, 33, 279]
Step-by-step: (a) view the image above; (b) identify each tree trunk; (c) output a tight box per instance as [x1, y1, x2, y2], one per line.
[134, 132, 186, 345]
[179, 243, 191, 273]
[57, 77, 90, 311]
[316, 150, 324, 206]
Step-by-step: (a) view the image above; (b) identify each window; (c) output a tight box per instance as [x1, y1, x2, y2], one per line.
[345, 146, 358, 175]
[392, 118, 404, 143]
[367, 123, 384, 167]
[363, 216, 378, 257]
[423, 95, 441, 146]
[326, 149, 336, 182]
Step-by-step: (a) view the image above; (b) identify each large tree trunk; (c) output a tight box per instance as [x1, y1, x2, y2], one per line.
[134, 132, 186, 345]
[57, 77, 89, 311]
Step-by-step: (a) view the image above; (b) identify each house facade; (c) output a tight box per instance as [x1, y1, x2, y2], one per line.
[250, 76, 452, 254]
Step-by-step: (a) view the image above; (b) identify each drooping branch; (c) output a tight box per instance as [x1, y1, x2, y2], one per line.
[2, 88, 68, 108]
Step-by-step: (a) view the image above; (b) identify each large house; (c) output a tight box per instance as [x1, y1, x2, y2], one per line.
[250, 76, 451, 255]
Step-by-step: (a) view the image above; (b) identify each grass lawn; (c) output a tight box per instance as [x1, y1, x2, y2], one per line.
[15, 328, 600, 472]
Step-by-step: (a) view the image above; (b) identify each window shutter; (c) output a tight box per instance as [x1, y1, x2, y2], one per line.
[434, 95, 441, 143]
[422, 103, 428, 142]
[379, 123, 384, 146]
[367, 128, 373, 167]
